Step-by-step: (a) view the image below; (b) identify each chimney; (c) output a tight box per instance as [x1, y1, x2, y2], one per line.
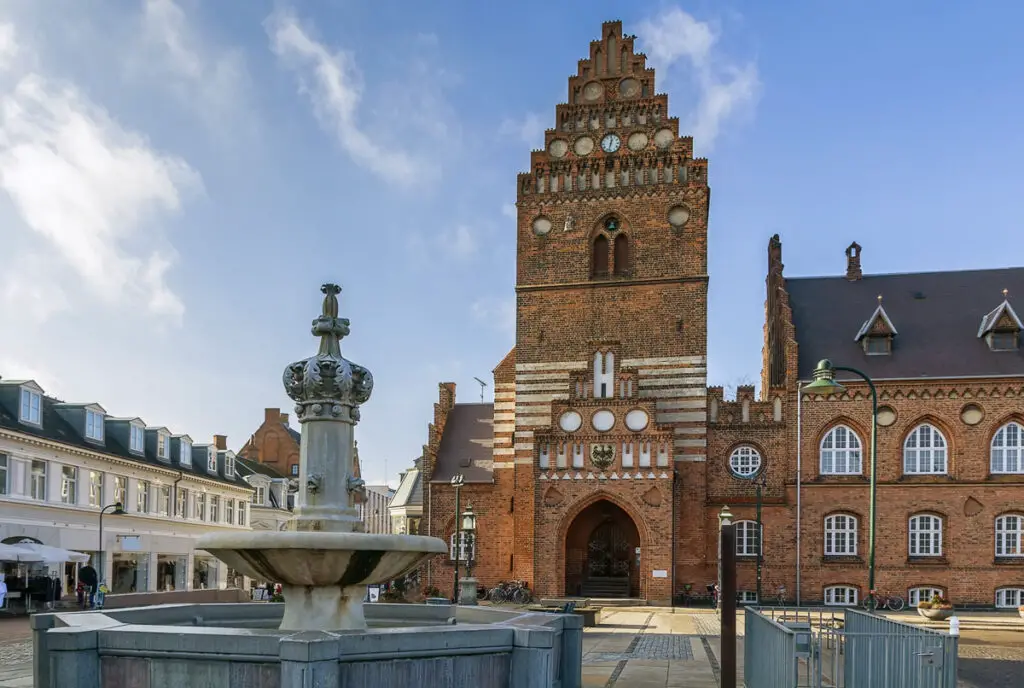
[264, 408, 281, 423]
[845, 242, 863, 281]
[280, 413, 290, 425]
[213, 434, 227, 451]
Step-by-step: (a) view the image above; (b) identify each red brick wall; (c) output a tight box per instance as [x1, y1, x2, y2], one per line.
[237, 408, 299, 476]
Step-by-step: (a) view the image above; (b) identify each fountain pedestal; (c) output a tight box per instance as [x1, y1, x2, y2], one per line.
[459, 577, 479, 606]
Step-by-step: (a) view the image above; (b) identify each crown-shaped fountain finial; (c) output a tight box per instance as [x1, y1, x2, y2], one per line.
[282, 283, 373, 423]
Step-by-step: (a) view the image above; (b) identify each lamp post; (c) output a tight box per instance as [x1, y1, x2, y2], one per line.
[98, 502, 125, 585]
[717, 504, 733, 612]
[802, 359, 878, 611]
[459, 503, 478, 605]
[755, 472, 767, 605]
[450, 473, 465, 604]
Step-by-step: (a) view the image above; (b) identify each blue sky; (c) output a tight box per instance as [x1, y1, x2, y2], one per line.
[1, 1, 1020, 487]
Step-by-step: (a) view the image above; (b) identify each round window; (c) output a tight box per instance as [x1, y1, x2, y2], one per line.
[559, 411, 583, 433]
[729, 446, 763, 477]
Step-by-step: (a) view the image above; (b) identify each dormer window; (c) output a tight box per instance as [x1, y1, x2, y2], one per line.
[989, 331, 1019, 351]
[129, 424, 145, 453]
[85, 410, 104, 441]
[207, 448, 217, 472]
[225, 452, 236, 478]
[157, 432, 169, 459]
[19, 387, 41, 425]
[180, 440, 192, 467]
[854, 296, 897, 356]
[978, 291, 1022, 352]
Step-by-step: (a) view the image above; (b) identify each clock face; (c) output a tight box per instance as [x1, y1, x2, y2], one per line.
[601, 134, 621, 153]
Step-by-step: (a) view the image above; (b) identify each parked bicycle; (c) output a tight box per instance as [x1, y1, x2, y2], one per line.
[774, 585, 787, 606]
[862, 590, 905, 612]
[488, 580, 532, 604]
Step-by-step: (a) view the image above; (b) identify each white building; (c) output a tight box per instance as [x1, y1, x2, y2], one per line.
[236, 457, 293, 532]
[359, 485, 395, 534]
[0, 377, 253, 597]
[388, 458, 423, 536]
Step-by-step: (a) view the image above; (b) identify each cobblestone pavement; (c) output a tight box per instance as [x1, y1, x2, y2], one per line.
[585, 634, 694, 663]
[0, 642, 31, 668]
[957, 630, 1024, 688]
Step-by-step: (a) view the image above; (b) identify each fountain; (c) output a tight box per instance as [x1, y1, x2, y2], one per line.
[196, 283, 447, 630]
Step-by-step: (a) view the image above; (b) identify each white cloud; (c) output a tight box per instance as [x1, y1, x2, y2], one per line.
[637, 7, 760, 151]
[0, 23, 202, 325]
[265, 10, 423, 186]
[499, 112, 547, 148]
[445, 224, 478, 259]
[471, 297, 515, 334]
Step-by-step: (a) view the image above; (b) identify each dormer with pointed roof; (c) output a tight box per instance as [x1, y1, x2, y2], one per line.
[854, 295, 897, 355]
[978, 289, 1022, 352]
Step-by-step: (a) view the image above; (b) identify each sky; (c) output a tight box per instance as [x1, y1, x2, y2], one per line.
[1, 1, 1021, 488]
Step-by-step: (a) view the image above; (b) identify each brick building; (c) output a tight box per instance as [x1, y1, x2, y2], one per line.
[238, 408, 301, 478]
[416, 20, 1023, 609]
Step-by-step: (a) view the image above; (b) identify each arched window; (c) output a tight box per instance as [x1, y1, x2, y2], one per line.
[729, 446, 762, 477]
[903, 423, 948, 474]
[991, 421, 1024, 474]
[995, 514, 1024, 557]
[735, 520, 761, 556]
[908, 587, 944, 607]
[820, 425, 862, 475]
[909, 514, 943, 557]
[996, 588, 1024, 609]
[824, 586, 858, 606]
[613, 233, 630, 275]
[592, 234, 609, 276]
[824, 514, 858, 556]
[449, 532, 474, 561]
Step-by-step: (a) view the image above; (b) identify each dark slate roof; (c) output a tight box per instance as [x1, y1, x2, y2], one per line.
[0, 386, 249, 490]
[431, 403, 495, 483]
[285, 425, 301, 444]
[788, 267, 1024, 381]
[390, 460, 423, 508]
[236, 456, 287, 479]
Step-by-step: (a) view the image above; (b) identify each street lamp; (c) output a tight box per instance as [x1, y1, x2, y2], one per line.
[717, 505, 733, 612]
[754, 472, 767, 605]
[802, 358, 878, 611]
[460, 503, 478, 604]
[450, 473, 465, 603]
[98, 502, 125, 585]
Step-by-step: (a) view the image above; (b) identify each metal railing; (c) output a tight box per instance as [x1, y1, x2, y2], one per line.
[744, 607, 958, 688]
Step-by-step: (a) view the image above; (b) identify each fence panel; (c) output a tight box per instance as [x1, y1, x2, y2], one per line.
[841, 611, 958, 688]
[743, 607, 799, 688]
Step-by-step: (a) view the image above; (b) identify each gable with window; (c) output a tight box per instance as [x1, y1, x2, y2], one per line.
[820, 425, 862, 475]
[909, 514, 943, 557]
[908, 587, 944, 607]
[824, 514, 858, 556]
[991, 421, 1024, 474]
[903, 423, 948, 474]
[19, 384, 42, 425]
[824, 585, 858, 606]
[735, 520, 761, 557]
[854, 299, 897, 355]
[996, 514, 1023, 558]
[978, 294, 1021, 352]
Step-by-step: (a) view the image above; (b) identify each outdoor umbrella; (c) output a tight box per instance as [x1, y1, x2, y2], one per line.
[0, 543, 44, 562]
[10, 543, 89, 563]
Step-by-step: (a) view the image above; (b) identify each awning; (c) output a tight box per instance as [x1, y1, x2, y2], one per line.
[0, 543, 44, 562]
[7, 543, 89, 564]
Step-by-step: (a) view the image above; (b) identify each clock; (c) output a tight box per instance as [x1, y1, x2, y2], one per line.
[601, 134, 621, 153]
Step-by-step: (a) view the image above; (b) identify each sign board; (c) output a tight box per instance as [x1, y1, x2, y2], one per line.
[118, 535, 142, 551]
[367, 585, 380, 603]
[634, 547, 641, 554]
[652, 570, 668, 578]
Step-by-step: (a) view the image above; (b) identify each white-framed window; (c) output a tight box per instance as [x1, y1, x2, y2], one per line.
[909, 514, 943, 556]
[729, 446, 762, 477]
[903, 423, 948, 474]
[157, 485, 170, 516]
[237, 500, 246, 526]
[196, 493, 206, 520]
[0, 453, 8, 496]
[824, 514, 858, 556]
[157, 433, 169, 459]
[20, 388, 41, 425]
[87, 470, 103, 507]
[137, 481, 150, 513]
[129, 424, 144, 453]
[113, 476, 127, 506]
[996, 514, 1024, 557]
[210, 495, 220, 522]
[824, 586, 858, 606]
[908, 587, 944, 607]
[735, 520, 761, 556]
[290, 464, 299, 476]
[85, 410, 104, 441]
[737, 591, 758, 604]
[60, 465, 77, 504]
[30, 460, 46, 500]
[820, 425, 862, 475]
[176, 488, 188, 518]
[180, 441, 192, 467]
[252, 486, 266, 505]
[991, 422, 1024, 474]
[449, 532, 475, 561]
[225, 453, 235, 478]
[995, 588, 1024, 609]
[226, 498, 235, 525]
[207, 449, 217, 472]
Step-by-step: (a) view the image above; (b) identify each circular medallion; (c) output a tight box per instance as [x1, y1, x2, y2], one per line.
[559, 411, 583, 433]
[532, 216, 552, 237]
[582, 81, 603, 101]
[876, 406, 897, 427]
[729, 446, 763, 477]
[668, 205, 690, 228]
[960, 404, 984, 426]
[601, 133, 621, 153]
[548, 139, 568, 159]
[573, 136, 594, 156]
[619, 78, 641, 98]
[627, 132, 648, 151]
[624, 409, 649, 432]
[654, 128, 674, 149]
[591, 409, 615, 432]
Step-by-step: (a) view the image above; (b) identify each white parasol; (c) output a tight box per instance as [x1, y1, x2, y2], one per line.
[9, 543, 89, 563]
[0, 543, 44, 562]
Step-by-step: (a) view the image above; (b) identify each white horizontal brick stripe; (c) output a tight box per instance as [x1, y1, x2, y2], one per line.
[514, 442, 534, 451]
[515, 371, 570, 382]
[657, 411, 708, 423]
[639, 367, 707, 377]
[649, 399, 705, 410]
[638, 376, 706, 388]
[622, 355, 706, 367]
[493, 461, 514, 469]
[493, 423, 514, 434]
[674, 438, 707, 448]
[493, 447, 515, 456]
[675, 455, 706, 462]
[514, 458, 534, 465]
[493, 412, 515, 421]
[494, 383, 515, 390]
[640, 388, 705, 399]
[515, 393, 569, 403]
[516, 416, 551, 427]
[515, 382, 567, 393]
[673, 427, 706, 435]
[657, 399, 707, 410]
[494, 401, 516, 411]
[516, 361, 588, 372]
[514, 430, 534, 438]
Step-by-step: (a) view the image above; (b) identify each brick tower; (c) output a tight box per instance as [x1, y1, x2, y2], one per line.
[508, 20, 711, 604]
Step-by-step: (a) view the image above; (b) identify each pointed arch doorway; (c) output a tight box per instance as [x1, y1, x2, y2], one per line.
[564, 499, 641, 598]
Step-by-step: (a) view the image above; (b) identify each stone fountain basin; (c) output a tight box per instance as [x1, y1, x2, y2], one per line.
[196, 531, 447, 587]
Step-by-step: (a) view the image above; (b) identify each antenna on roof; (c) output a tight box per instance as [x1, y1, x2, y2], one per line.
[473, 376, 487, 403]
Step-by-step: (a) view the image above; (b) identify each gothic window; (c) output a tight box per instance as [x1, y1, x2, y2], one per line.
[819, 425, 862, 475]
[903, 424, 948, 474]
[593, 351, 614, 399]
[592, 235, 609, 276]
[991, 422, 1024, 474]
[613, 234, 630, 275]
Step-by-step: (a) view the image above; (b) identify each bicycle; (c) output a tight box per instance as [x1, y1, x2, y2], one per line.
[862, 590, 905, 612]
[774, 585, 787, 606]
[488, 580, 532, 605]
